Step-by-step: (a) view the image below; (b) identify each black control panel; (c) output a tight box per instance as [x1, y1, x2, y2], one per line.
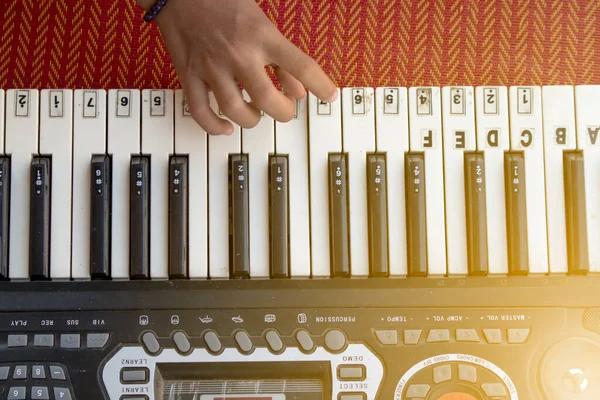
[1, 277, 600, 399]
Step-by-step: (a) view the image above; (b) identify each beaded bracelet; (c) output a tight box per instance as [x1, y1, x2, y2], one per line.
[143, 0, 169, 23]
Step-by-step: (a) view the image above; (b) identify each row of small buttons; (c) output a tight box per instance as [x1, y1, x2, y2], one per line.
[6, 386, 71, 400]
[375, 328, 530, 345]
[142, 329, 348, 355]
[0, 365, 66, 381]
[6, 333, 109, 349]
[431, 364, 479, 384]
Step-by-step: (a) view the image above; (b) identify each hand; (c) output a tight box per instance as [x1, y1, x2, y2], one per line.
[139, 0, 338, 135]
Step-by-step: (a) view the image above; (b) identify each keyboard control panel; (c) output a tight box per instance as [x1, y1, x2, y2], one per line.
[1, 279, 599, 399]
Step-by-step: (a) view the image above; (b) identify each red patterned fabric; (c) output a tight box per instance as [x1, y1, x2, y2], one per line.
[1, 0, 599, 90]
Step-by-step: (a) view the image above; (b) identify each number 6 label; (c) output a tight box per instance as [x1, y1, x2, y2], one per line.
[116, 90, 131, 117]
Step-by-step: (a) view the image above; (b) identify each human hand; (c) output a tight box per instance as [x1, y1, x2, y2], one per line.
[138, 0, 338, 135]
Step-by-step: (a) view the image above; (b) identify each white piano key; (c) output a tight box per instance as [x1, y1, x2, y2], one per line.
[39, 89, 73, 279]
[575, 85, 600, 272]
[542, 86, 577, 274]
[375, 87, 409, 276]
[308, 89, 342, 277]
[475, 86, 510, 275]
[241, 90, 274, 278]
[108, 89, 141, 279]
[442, 87, 476, 276]
[509, 86, 549, 274]
[6, 89, 39, 279]
[208, 93, 241, 279]
[408, 87, 446, 276]
[72, 90, 107, 279]
[342, 88, 375, 277]
[275, 97, 310, 278]
[141, 89, 174, 279]
[175, 90, 208, 278]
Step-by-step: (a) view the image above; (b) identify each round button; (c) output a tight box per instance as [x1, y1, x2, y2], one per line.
[324, 329, 346, 352]
[141, 331, 160, 355]
[539, 337, 600, 399]
[173, 331, 191, 353]
[234, 331, 253, 353]
[265, 330, 284, 352]
[295, 330, 314, 352]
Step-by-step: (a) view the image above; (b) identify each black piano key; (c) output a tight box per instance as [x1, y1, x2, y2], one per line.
[0, 157, 9, 280]
[230, 154, 250, 279]
[504, 152, 529, 275]
[130, 156, 150, 280]
[90, 155, 111, 279]
[367, 154, 389, 277]
[169, 156, 188, 279]
[405, 153, 427, 277]
[564, 151, 589, 275]
[30, 157, 51, 280]
[464, 152, 489, 276]
[269, 156, 289, 279]
[329, 154, 350, 277]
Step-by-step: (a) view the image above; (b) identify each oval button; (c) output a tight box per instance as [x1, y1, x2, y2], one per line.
[234, 331, 253, 353]
[296, 330, 314, 352]
[203, 331, 222, 353]
[173, 331, 191, 353]
[265, 330, 284, 352]
[141, 331, 160, 355]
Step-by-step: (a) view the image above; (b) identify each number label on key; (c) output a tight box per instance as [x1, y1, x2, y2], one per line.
[83, 91, 98, 118]
[416, 88, 432, 115]
[352, 88, 366, 115]
[15, 90, 29, 117]
[50, 91, 64, 117]
[483, 87, 498, 115]
[450, 87, 465, 115]
[116, 90, 131, 117]
[317, 99, 332, 116]
[150, 90, 165, 116]
[518, 87, 533, 115]
[383, 88, 399, 115]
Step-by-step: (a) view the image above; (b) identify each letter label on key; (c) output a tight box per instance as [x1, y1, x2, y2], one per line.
[555, 128, 567, 145]
[520, 129, 533, 147]
[455, 131, 465, 148]
[486, 129, 499, 147]
[422, 130, 434, 148]
[588, 126, 600, 145]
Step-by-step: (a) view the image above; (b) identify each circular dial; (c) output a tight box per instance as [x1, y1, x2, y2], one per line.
[539, 337, 600, 399]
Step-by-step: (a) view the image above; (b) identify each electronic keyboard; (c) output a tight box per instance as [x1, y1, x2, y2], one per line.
[1, 86, 600, 399]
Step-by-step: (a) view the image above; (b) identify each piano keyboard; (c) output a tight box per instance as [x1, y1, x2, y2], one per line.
[0, 85, 599, 281]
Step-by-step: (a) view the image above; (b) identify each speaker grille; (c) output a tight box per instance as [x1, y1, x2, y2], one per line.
[583, 308, 600, 334]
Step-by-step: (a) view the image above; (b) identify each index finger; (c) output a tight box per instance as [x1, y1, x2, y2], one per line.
[266, 36, 338, 103]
